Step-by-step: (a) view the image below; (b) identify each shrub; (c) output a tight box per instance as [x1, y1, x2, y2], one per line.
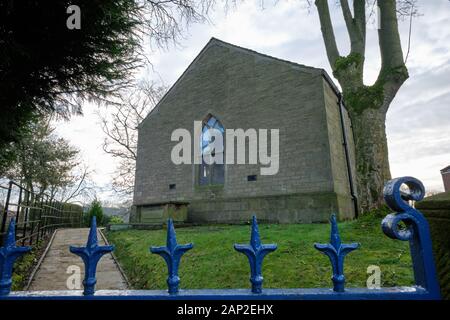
[86, 199, 104, 226]
[109, 216, 124, 224]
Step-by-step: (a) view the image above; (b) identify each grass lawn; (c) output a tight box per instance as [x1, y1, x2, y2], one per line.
[12, 239, 48, 290]
[106, 211, 414, 290]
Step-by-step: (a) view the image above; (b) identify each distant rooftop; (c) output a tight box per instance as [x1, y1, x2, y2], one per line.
[441, 165, 450, 173]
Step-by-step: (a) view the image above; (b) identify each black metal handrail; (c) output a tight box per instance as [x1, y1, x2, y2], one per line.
[0, 180, 84, 247]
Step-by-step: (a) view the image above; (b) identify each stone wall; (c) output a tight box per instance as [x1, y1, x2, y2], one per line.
[322, 78, 357, 220]
[416, 192, 450, 299]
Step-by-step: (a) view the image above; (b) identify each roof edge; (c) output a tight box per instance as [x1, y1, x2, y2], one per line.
[140, 37, 342, 125]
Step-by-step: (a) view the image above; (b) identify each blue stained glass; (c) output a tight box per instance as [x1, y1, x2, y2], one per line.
[214, 123, 224, 133]
[202, 130, 211, 147]
[199, 115, 225, 186]
[201, 116, 224, 154]
[207, 117, 217, 127]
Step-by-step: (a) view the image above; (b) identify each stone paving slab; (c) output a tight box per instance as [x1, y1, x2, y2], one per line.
[28, 228, 128, 291]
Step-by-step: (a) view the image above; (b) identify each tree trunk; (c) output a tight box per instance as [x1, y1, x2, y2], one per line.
[315, 0, 409, 213]
[348, 107, 391, 212]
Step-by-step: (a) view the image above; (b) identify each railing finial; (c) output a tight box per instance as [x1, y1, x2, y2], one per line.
[234, 215, 277, 294]
[151, 219, 193, 295]
[70, 216, 114, 296]
[314, 214, 360, 292]
[0, 219, 31, 296]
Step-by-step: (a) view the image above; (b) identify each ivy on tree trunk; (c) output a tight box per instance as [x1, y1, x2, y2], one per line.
[315, 0, 409, 212]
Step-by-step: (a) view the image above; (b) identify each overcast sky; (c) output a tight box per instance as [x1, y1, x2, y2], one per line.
[55, 0, 450, 203]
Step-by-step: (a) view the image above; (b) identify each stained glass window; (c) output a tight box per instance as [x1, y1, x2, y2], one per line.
[199, 115, 225, 185]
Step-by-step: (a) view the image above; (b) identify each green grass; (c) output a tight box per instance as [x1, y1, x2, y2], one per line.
[106, 212, 414, 290]
[12, 240, 46, 291]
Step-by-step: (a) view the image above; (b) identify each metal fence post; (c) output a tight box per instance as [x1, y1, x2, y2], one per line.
[14, 186, 23, 237]
[20, 191, 28, 246]
[0, 181, 13, 247]
[37, 196, 48, 243]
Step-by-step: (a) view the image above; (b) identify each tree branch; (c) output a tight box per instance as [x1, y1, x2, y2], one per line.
[61, 166, 88, 203]
[98, 80, 167, 195]
[339, 0, 365, 55]
[378, 0, 405, 71]
[353, 0, 366, 50]
[315, 0, 340, 69]
[376, 0, 409, 111]
[340, 0, 355, 35]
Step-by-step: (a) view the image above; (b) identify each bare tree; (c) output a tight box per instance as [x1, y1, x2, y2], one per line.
[99, 81, 167, 196]
[140, 0, 216, 49]
[51, 164, 96, 204]
[312, 0, 419, 212]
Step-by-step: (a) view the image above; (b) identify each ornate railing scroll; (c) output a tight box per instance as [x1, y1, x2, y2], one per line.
[382, 176, 440, 298]
[0, 177, 441, 300]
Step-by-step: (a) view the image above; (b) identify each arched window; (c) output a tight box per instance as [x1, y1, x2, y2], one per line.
[199, 115, 225, 185]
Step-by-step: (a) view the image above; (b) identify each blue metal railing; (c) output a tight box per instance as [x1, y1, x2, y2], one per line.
[0, 177, 441, 300]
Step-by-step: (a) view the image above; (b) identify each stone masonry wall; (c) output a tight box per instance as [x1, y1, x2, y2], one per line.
[322, 78, 357, 219]
[133, 40, 356, 223]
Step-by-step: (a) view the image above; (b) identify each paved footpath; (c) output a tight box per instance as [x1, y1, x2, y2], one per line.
[28, 228, 128, 291]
